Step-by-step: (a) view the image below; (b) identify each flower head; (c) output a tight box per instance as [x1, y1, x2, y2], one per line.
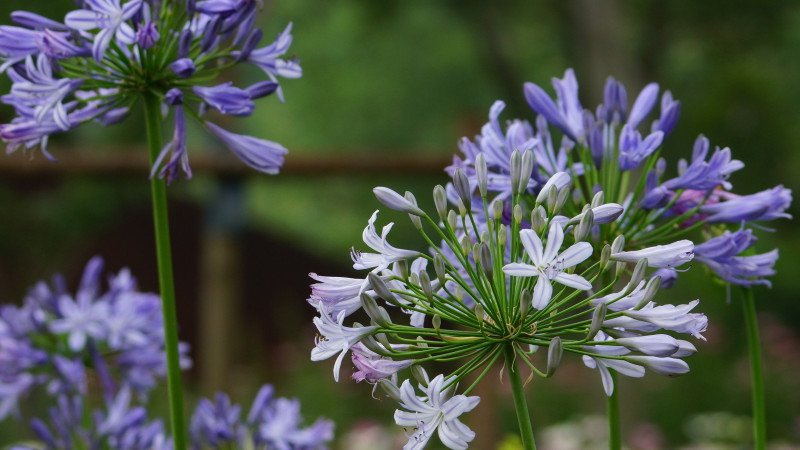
[0, 2, 301, 180]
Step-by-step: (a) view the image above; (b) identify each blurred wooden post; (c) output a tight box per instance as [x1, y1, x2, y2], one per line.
[198, 181, 245, 393]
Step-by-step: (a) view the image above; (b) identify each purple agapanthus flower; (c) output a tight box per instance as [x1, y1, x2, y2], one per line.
[0, 1, 302, 181]
[0, 257, 192, 432]
[190, 384, 334, 450]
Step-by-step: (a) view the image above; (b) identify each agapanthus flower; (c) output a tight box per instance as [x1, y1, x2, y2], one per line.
[0, 256, 191, 429]
[189, 384, 334, 450]
[0, 1, 301, 182]
[308, 168, 707, 448]
[447, 68, 791, 290]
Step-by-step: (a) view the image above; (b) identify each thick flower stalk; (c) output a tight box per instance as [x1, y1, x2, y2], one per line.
[446, 69, 790, 448]
[0, 0, 301, 180]
[308, 168, 707, 449]
[0, 256, 190, 449]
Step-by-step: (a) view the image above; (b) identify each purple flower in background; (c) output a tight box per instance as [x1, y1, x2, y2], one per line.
[0, 1, 302, 180]
[694, 228, 779, 286]
[190, 384, 334, 450]
[524, 68, 585, 142]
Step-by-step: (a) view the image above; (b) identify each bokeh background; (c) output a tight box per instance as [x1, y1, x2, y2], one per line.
[0, 1, 799, 448]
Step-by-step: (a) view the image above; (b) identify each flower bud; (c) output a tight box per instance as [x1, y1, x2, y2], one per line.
[513, 204, 523, 225]
[376, 332, 392, 348]
[368, 273, 395, 304]
[434, 185, 448, 222]
[519, 149, 535, 194]
[458, 199, 468, 218]
[434, 253, 446, 286]
[474, 303, 486, 325]
[394, 260, 409, 280]
[475, 153, 488, 198]
[373, 187, 425, 216]
[360, 293, 392, 327]
[625, 258, 648, 294]
[492, 198, 504, 221]
[573, 209, 593, 242]
[625, 356, 690, 377]
[531, 206, 547, 234]
[419, 271, 433, 302]
[378, 379, 403, 402]
[536, 172, 571, 205]
[460, 235, 471, 257]
[546, 337, 563, 377]
[519, 289, 532, 318]
[453, 168, 472, 210]
[498, 225, 508, 247]
[635, 275, 661, 309]
[479, 242, 493, 280]
[591, 190, 605, 208]
[545, 185, 558, 213]
[360, 334, 387, 354]
[611, 235, 626, 254]
[411, 365, 429, 386]
[510, 150, 522, 196]
[600, 244, 612, 270]
[616, 334, 680, 357]
[673, 340, 697, 357]
[554, 187, 570, 214]
[432, 314, 441, 331]
[587, 303, 606, 340]
[447, 210, 458, 231]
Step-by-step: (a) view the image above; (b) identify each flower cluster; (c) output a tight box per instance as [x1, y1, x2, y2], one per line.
[309, 168, 707, 448]
[0, 256, 188, 448]
[0, 0, 301, 182]
[189, 384, 334, 449]
[447, 69, 791, 289]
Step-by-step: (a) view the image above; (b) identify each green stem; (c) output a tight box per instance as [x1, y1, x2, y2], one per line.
[143, 93, 187, 449]
[741, 288, 766, 449]
[607, 372, 621, 450]
[504, 344, 536, 450]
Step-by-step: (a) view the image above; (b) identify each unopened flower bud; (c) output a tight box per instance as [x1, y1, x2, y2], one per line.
[492, 199, 504, 221]
[546, 337, 563, 377]
[419, 271, 433, 302]
[625, 258, 648, 294]
[513, 204, 523, 225]
[475, 153, 488, 198]
[611, 240, 694, 269]
[519, 149, 534, 194]
[360, 293, 392, 327]
[510, 150, 522, 196]
[453, 168, 472, 210]
[519, 289, 532, 318]
[573, 209, 593, 242]
[587, 303, 606, 340]
[536, 172, 571, 205]
[394, 260, 408, 280]
[479, 242, 493, 280]
[434, 185, 448, 221]
[480, 230, 490, 243]
[555, 187, 570, 214]
[531, 206, 547, 234]
[635, 275, 661, 309]
[474, 303, 486, 325]
[373, 187, 425, 216]
[600, 244, 611, 270]
[611, 235, 626, 254]
[376, 332, 392, 348]
[498, 225, 507, 247]
[616, 334, 680, 357]
[432, 314, 441, 331]
[434, 253, 446, 286]
[625, 356, 689, 377]
[368, 273, 395, 304]
[411, 365, 429, 386]
[447, 209, 458, 231]
[460, 235, 471, 257]
[546, 185, 558, 213]
[673, 340, 697, 357]
[591, 191, 605, 208]
[361, 334, 386, 354]
[378, 379, 402, 402]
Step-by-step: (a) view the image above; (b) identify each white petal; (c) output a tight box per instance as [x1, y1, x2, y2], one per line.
[518, 229, 543, 265]
[557, 242, 593, 268]
[532, 276, 552, 310]
[553, 272, 592, 290]
[542, 223, 564, 264]
[502, 263, 539, 277]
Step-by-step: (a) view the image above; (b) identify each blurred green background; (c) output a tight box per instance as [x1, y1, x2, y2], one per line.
[0, 1, 799, 448]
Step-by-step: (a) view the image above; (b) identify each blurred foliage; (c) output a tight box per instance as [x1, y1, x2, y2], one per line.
[0, 0, 799, 448]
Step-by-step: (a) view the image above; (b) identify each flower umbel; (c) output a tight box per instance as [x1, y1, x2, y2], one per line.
[0, 1, 302, 182]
